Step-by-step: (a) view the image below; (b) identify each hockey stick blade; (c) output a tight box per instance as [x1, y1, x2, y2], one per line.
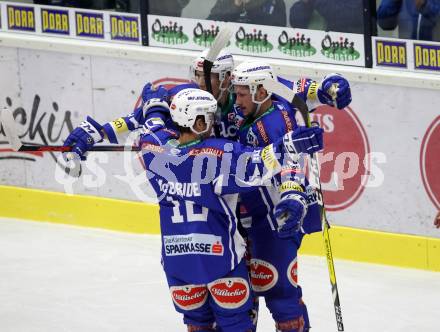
[205, 24, 233, 63]
[0, 107, 140, 153]
[203, 24, 233, 94]
[262, 78, 295, 101]
[1, 106, 24, 151]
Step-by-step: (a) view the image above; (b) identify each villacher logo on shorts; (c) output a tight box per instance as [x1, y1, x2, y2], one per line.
[170, 285, 209, 310]
[310, 105, 371, 211]
[420, 115, 440, 210]
[250, 259, 278, 292]
[208, 277, 250, 309]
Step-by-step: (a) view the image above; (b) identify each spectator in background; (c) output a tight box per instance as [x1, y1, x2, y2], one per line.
[149, 0, 190, 17]
[435, 211, 440, 228]
[290, 0, 364, 33]
[208, 0, 286, 27]
[377, 0, 440, 40]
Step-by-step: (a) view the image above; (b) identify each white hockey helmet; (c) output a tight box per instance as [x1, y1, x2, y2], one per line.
[231, 60, 275, 93]
[231, 61, 275, 114]
[191, 48, 234, 82]
[170, 88, 218, 135]
[190, 49, 234, 100]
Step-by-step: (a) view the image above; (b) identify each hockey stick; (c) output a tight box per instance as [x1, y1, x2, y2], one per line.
[0, 107, 141, 153]
[203, 24, 233, 94]
[263, 79, 344, 331]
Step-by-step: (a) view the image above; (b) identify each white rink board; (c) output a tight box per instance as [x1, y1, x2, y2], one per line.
[0, 44, 439, 239]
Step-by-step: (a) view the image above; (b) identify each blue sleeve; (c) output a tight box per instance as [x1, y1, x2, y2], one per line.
[289, 0, 314, 28]
[377, 0, 402, 30]
[274, 76, 322, 111]
[213, 139, 287, 195]
[419, 0, 440, 18]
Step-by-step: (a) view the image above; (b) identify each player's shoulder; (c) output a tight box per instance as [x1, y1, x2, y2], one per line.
[200, 137, 234, 150]
[191, 138, 238, 156]
[140, 127, 179, 146]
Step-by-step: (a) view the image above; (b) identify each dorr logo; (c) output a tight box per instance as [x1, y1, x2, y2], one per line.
[235, 27, 273, 53]
[170, 285, 208, 310]
[208, 277, 249, 309]
[41, 8, 69, 35]
[7, 5, 35, 32]
[278, 31, 316, 58]
[310, 106, 371, 211]
[151, 18, 188, 45]
[420, 116, 440, 210]
[110, 15, 139, 42]
[193, 22, 221, 47]
[250, 259, 278, 292]
[75, 11, 104, 38]
[321, 35, 360, 62]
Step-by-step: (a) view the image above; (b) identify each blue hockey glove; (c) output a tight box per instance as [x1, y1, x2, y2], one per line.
[63, 116, 104, 161]
[318, 74, 352, 109]
[283, 125, 324, 156]
[275, 191, 308, 239]
[141, 83, 170, 119]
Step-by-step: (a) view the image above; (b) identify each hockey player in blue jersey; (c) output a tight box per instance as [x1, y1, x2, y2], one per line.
[62, 47, 349, 161]
[227, 60, 351, 332]
[139, 88, 324, 332]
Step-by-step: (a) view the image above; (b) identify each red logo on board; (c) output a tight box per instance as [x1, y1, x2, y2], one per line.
[420, 116, 440, 210]
[309, 105, 370, 211]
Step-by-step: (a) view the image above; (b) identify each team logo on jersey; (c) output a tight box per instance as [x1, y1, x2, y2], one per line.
[287, 257, 298, 287]
[278, 31, 317, 58]
[250, 259, 278, 292]
[311, 105, 370, 211]
[420, 115, 440, 210]
[235, 27, 273, 53]
[208, 277, 249, 309]
[170, 285, 208, 310]
[321, 34, 360, 62]
[151, 18, 188, 45]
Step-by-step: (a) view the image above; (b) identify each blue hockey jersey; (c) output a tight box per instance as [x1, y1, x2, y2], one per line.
[235, 100, 322, 234]
[140, 128, 289, 284]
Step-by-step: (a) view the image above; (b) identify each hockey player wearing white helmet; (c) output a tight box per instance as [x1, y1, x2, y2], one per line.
[229, 60, 352, 332]
[190, 49, 234, 108]
[138, 88, 325, 332]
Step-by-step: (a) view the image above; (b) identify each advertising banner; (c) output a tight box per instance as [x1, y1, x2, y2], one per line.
[373, 36, 440, 73]
[0, 45, 439, 239]
[148, 15, 365, 67]
[0, 1, 141, 45]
